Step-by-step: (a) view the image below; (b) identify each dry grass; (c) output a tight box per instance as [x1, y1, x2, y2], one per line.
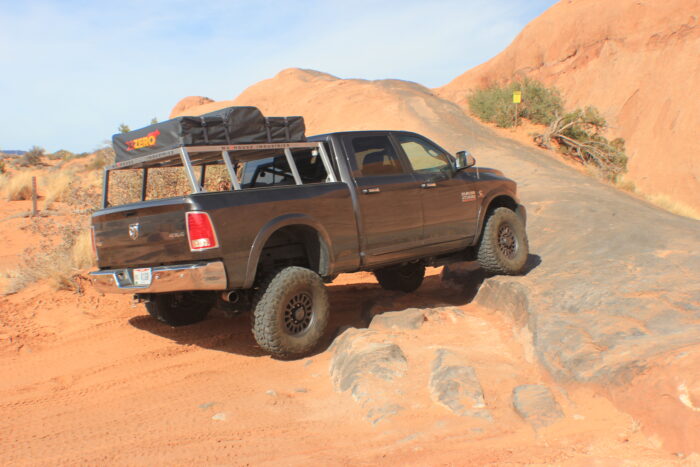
[2, 171, 35, 201]
[646, 194, 700, 220]
[42, 171, 74, 208]
[1, 222, 96, 295]
[71, 229, 95, 270]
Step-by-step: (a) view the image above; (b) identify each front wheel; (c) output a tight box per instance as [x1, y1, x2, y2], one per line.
[477, 207, 529, 275]
[252, 266, 329, 359]
[145, 292, 216, 326]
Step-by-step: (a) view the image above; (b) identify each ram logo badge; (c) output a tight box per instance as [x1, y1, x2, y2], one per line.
[129, 223, 140, 240]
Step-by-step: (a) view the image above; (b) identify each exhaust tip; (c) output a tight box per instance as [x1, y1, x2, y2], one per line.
[221, 290, 239, 304]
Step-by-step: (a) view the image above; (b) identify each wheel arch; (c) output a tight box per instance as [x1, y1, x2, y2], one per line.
[475, 192, 519, 244]
[244, 214, 334, 288]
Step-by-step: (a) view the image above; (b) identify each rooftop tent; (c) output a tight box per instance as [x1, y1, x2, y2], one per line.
[112, 106, 306, 164]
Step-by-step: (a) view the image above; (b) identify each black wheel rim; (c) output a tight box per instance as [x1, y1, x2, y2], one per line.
[284, 291, 313, 335]
[498, 223, 518, 259]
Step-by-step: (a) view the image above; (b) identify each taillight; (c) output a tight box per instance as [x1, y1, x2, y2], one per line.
[90, 226, 99, 260]
[186, 212, 219, 251]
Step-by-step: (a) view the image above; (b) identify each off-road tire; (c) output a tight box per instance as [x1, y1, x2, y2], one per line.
[374, 262, 426, 293]
[252, 266, 329, 359]
[145, 292, 216, 326]
[477, 207, 529, 275]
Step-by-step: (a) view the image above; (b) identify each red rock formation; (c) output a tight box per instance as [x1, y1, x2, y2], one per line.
[169, 96, 215, 118]
[437, 0, 700, 212]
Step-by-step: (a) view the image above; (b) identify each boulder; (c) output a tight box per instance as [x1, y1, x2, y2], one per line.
[329, 328, 409, 424]
[369, 309, 426, 331]
[429, 349, 491, 420]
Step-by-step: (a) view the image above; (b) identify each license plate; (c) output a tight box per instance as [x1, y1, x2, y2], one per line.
[133, 268, 152, 286]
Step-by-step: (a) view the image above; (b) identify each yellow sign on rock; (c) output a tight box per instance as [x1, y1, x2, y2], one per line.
[513, 91, 522, 103]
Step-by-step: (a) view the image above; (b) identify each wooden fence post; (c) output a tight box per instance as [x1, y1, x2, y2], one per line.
[31, 176, 37, 217]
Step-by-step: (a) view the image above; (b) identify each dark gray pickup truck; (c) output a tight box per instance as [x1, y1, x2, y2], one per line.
[90, 123, 528, 358]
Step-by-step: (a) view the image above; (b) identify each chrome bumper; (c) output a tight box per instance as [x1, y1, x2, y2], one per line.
[89, 261, 227, 294]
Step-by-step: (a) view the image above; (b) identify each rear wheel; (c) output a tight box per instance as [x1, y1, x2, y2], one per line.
[374, 262, 426, 293]
[477, 207, 529, 275]
[145, 292, 216, 326]
[252, 266, 329, 359]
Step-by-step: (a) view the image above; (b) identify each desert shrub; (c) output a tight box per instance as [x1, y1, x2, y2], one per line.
[47, 149, 75, 161]
[84, 147, 115, 171]
[517, 79, 564, 125]
[118, 123, 130, 134]
[146, 166, 193, 199]
[17, 146, 45, 167]
[3, 171, 34, 201]
[468, 84, 515, 127]
[2, 221, 95, 294]
[42, 170, 75, 207]
[534, 106, 627, 179]
[0, 160, 5, 174]
[468, 78, 563, 128]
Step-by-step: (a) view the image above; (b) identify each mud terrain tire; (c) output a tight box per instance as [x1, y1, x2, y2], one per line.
[252, 266, 329, 359]
[145, 292, 216, 326]
[477, 207, 529, 275]
[374, 263, 426, 293]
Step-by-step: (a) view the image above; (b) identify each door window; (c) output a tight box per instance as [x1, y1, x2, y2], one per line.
[397, 135, 452, 175]
[351, 136, 404, 176]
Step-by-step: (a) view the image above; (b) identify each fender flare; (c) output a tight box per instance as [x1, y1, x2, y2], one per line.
[243, 213, 334, 288]
[474, 189, 518, 245]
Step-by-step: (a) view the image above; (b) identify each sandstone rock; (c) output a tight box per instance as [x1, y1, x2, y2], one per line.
[429, 349, 491, 420]
[169, 96, 215, 118]
[369, 309, 425, 331]
[474, 278, 531, 329]
[330, 328, 408, 423]
[512, 385, 563, 428]
[437, 0, 700, 213]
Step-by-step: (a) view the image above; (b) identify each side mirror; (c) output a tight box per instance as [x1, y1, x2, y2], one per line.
[455, 150, 476, 170]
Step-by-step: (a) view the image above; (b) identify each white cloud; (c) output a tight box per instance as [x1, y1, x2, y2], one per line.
[0, 0, 555, 152]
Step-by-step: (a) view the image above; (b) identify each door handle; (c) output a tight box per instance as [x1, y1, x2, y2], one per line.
[362, 187, 381, 194]
[421, 182, 437, 189]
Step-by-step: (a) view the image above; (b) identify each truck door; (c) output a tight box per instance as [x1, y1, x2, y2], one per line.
[343, 134, 423, 266]
[394, 133, 478, 246]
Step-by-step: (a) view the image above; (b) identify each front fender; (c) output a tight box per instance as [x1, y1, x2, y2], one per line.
[243, 213, 334, 289]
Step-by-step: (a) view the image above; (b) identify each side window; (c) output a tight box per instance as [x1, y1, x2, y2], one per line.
[351, 136, 404, 177]
[397, 135, 452, 175]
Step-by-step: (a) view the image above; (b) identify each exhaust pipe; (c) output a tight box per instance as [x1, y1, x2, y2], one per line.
[221, 290, 240, 304]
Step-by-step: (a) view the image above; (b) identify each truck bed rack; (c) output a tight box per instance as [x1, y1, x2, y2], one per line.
[102, 142, 337, 208]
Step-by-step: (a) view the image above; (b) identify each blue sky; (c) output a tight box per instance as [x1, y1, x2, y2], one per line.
[0, 0, 556, 152]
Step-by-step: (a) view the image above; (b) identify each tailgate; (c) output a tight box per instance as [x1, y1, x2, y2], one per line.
[92, 198, 203, 268]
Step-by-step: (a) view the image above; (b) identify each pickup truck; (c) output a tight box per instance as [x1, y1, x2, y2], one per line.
[90, 127, 528, 359]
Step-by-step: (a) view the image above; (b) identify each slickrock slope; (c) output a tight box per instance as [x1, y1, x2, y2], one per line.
[436, 0, 700, 212]
[172, 68, 700, 451]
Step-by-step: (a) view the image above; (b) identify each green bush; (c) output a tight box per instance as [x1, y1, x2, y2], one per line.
[0, 160, 5, 174]
[468, 78, 563, 128]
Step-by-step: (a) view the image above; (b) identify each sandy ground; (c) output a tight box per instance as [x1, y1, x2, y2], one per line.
[0, 264, 690, 465]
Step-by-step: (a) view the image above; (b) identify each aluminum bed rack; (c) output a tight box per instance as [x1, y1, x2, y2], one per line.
[101, 142, 337, 208]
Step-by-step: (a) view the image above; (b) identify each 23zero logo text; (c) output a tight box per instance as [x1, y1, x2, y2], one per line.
[126, 129, 161, 151]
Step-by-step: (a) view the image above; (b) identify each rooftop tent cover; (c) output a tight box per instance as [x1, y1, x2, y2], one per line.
[112, 106, 306, 163]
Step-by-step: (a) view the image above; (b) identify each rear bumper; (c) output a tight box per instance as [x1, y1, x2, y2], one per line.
[89, 261, 227, 294]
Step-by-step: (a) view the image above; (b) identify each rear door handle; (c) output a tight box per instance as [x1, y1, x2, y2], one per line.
[421, 182, 437, 189]
[362, 187, 381, 194]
